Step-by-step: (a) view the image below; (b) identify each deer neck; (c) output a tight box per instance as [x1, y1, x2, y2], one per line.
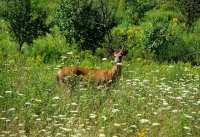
[111, 63, 122, 80]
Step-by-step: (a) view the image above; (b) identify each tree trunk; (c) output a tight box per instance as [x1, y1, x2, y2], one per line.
[19, 42, 23, 52]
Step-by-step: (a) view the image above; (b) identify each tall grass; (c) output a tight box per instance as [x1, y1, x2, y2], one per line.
[0, 53, 200, 137]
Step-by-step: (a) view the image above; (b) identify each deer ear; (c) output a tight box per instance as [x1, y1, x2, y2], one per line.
[107, 48, 114, 56]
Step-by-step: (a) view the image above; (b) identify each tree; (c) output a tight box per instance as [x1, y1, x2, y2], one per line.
[178, 0, 200, 29]
[124, 0, 156, 25]
[1, 0, 50, 51]
[56, 0, 116, 53]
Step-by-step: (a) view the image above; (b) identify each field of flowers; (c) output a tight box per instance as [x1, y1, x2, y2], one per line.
[0, 54, 200, 137]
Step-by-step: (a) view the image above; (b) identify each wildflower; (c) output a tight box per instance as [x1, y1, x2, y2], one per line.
[112, 108, 120, 113]
[99, 133, 106, 137]
[52, 96, 60, 100]
[86, 126, 92, 131]
[130, 125, 137, 129]
[70, 110, 79, 113]
[67, 51, 73, 55]
[197, 100, 200, 105]
[184, 114, 193, 119]
[47, 118, 52, 121]
[152, 123, 160, 127]
[182, 90, 190, 93]
[139, 119, 150, 124]
[36, 118, 41, 121]
[17, 93, 24, 96]
[136, 114, 142, 117]
[51, 104, 57, 107]
[58, 114, 66, 118]
[32, 114, 39, 118]
[137, 129, 145, 137]
[40, 129, 46, 132]
[163, 101, 168, 106]
[175, 96, 182, 100]
[18, 123, 24, 127]
[0, 117, 7, 120]
[143, 79, 149, 84]
[183, 126, 191, 130]
[59, 127, 72, 132]
[80, 88, 87, 91]
[102, 116, 107, 121]
[71, 102, 78, 106]
[61, 56, 67, 59]
[89, 113, 97, 119]
[55, 133, 62, 137]
[153, 112, 158, 115]
[10, 134, 17, 137]
[34, 99, 42, 102]
[8, 108, 16, 112]
[19, 130, 25, 134]
[2, 130, 10, 134]
[5, 90, 12, 94]
[191, 111, 196, 114]
[186, 133, 192, 136]
[102, 58, 107, 61]
[114, 123, 121, 127]
[172, 109, 180, 113]
[25, 102, 31, 106]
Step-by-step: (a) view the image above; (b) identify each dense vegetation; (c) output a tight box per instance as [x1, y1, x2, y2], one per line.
[0, 0, 200, 137]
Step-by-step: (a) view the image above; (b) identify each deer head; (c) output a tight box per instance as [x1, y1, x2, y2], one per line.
[113, 49, 128, 64]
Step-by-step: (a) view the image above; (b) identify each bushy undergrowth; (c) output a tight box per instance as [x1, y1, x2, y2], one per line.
[140, 9, 200, 64]
[0, 53, 200, 137]
[0, 20, 18, 55]
[193, 19, 200, 33]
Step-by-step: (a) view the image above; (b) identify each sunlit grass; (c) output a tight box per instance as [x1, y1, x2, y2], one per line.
[0, 55, 200, 137]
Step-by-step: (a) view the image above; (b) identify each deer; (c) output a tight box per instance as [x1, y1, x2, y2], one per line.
[56, 49, 128, 86]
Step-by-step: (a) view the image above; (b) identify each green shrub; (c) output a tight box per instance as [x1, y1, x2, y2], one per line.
[182, 32, 200, 65]
[55, 0, 116, 53]
[122, 0, 156, 25]
[0, 20, 17, 56]
[143, 8, 183, 24]
[193, 19, 200, 33]
[27, 27, 73, 63]
[1, 0, 50, 51]
[141, 9, 193, 62]
[111, 26, 144, 59]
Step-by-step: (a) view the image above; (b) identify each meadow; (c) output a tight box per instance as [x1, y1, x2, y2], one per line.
[0, 52, 199, 137]
[0, 0, 200, 136]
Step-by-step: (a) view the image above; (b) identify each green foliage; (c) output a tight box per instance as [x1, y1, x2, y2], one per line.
[0, 20, 17, 56]
[193, 19, 200, 33]
[111, 26, 144, 59]
[142, 9, 191, 62]
[182, 32, 200, 65]
[143, 8, 183, 23]
[177, 0, 200, 29]
[55, 0, 75, 42]
[1, 0, 50, 51]
[55, 0, 117, 52]
[124, 0, 156, 25]
[1, 1, 200, 136]
[27, 27, 73, 63]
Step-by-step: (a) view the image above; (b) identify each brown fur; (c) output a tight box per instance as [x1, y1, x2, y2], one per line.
[56, 50, 127, 85]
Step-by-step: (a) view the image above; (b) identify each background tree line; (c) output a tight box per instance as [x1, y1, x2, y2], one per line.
[0, 0, 200, 64]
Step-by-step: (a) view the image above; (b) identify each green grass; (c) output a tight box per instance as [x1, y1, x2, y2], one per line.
[0, 54, 200, 137]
